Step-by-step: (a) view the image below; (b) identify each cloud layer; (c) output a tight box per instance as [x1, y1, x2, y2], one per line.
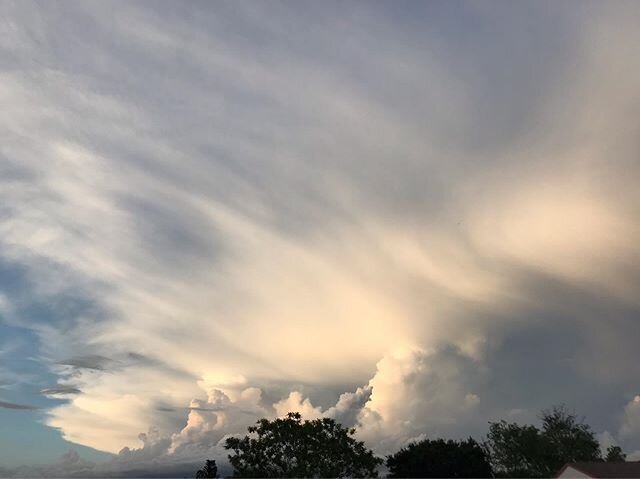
[1, 0, 640, 473]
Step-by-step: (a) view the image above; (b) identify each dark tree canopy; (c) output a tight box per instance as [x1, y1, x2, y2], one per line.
[386, 438, 493, 478]
[224, 412, 382, 478]
[485, 406, 603, 478]
[605, 445, 627, 462]
[195, 459, 218, 478]
[541, 405, 601, 471]
[485, 421, 546, 477]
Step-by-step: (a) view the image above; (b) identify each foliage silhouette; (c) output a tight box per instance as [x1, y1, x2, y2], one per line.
[485, 420, 546, 477]
[224, 412, 382, 478]
[195, 459, 218, 478]
[485, 405, 603, 477]
[605, 445, 626, 462]
[386, 437, 493, 478]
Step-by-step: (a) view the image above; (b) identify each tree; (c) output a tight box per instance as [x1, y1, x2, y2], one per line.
[485, 421, 548, 477]
[386, 438, 493, 478]
[195, 459, 218, 478]
[485, 406, 602, 478]
[605, 445, 626, 462]
[540, 405, 601, 472]
[224, 412, 382, 478]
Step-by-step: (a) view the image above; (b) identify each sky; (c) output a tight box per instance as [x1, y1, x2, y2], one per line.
[1, 0, 640, 476]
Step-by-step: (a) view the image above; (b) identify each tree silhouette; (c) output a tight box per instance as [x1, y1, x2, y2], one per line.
[485, 405, 602, 477]
[195, 459, 218, 478]
[224, 412, 382, 478]
[386, 437, 493, 478]
[541, 405, 601, 471]
[605, 445, 626, 462]
[485, 420, 546, 477]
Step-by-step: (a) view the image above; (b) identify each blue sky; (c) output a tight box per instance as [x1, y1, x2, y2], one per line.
[1, 0, 640, 476]
[0, 268, 112, 466]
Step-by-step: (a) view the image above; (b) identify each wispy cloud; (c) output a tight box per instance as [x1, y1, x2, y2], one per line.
[0, 400, 39, 410]
[1, 0, 640, 471]
[41, 386, 82, 396]
[58, 356, 112, 371]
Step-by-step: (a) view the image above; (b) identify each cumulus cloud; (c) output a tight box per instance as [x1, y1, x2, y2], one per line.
[325, 386, 374, 428]
[353, 347, 485, 453]
[274, 391, 323, 420]
[1, 0, 640, 472]
[620, 396, 640, 443]
[19, 381, 373, 476]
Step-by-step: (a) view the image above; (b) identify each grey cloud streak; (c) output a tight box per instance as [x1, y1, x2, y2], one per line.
[41, 386, 82, 396]
[0, 399, 39, 410]
[58, 355, 112, 371]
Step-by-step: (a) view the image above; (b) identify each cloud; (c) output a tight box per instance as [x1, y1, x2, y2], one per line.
[620, 396, 640, 442]
[41, 386, 82, 396]
[597, 430, 618, 456]
[11, 450, 97, 478]
[354, 347, 485, 453]
[592, 396, 640, 461]
[0, 0, 640, 471]
[325, 386, 373, 428]
[58, 356, 112, 371]
[156, 406, 177, 412]
[0, 399, 39, 410]
[274, 391, 323, 420]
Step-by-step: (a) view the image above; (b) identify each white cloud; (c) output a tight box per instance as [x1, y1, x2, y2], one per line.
[597, 430, 618, 456]
[325, 386, 374, 427]
[355, 347, 484, 453]
[1, 0, 640, 469]
[620, 396, 640, 442]
[274, 391, 323, 420]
